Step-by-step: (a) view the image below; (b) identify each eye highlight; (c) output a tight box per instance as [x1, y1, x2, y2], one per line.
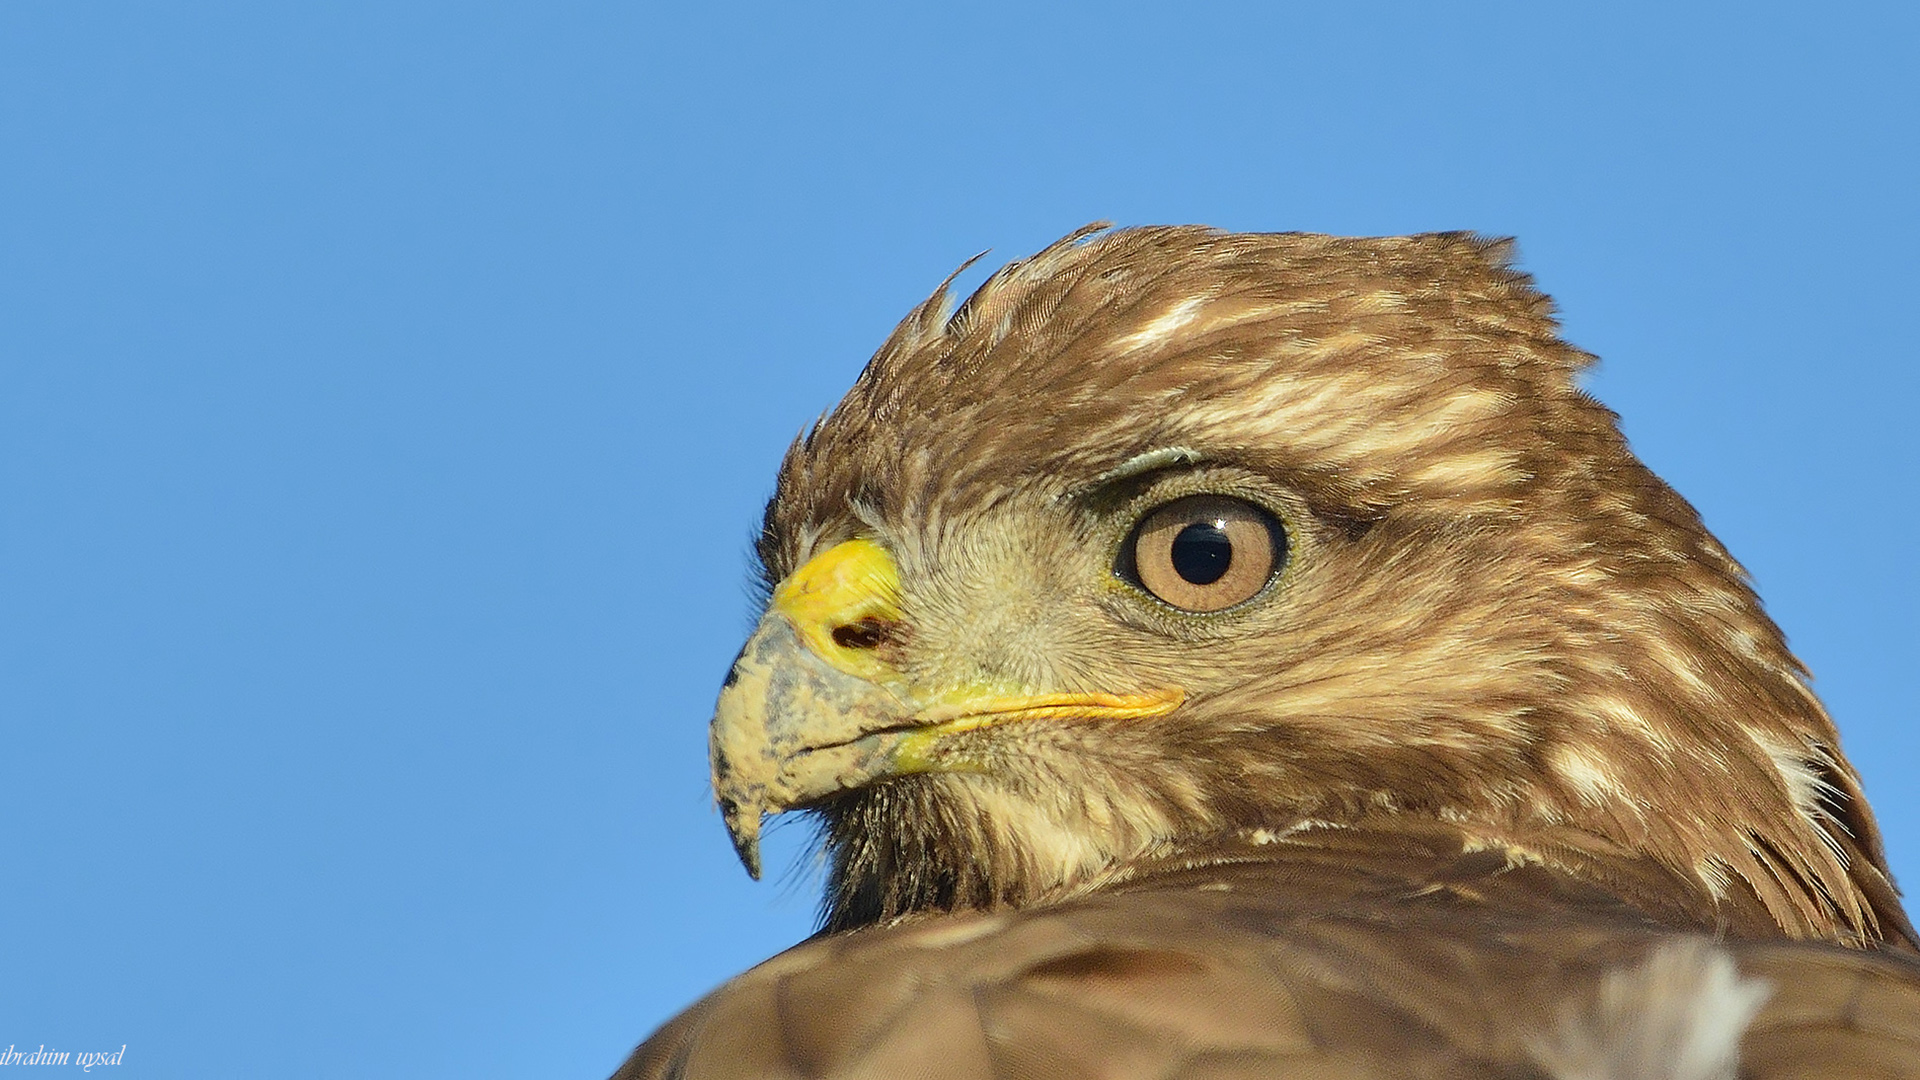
[1123, 495, 1285, 612]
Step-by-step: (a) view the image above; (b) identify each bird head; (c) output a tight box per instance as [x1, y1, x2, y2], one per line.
[709, 225, 1908, 945]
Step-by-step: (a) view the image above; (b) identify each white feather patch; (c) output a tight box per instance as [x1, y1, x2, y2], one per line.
[1533, 939, 1771, 1080]
[1113, 295, 1208, 350]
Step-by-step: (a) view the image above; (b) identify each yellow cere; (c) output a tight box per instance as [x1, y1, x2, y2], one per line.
[771, 537, 905, 683]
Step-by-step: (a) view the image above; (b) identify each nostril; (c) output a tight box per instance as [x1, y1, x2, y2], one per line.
[831, 617, 896, 651]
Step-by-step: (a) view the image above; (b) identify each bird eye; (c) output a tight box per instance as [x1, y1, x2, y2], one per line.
[1124, 496, 1285, 612]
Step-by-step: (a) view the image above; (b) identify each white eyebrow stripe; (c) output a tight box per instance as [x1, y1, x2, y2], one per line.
[1092, 446, 1206, 486]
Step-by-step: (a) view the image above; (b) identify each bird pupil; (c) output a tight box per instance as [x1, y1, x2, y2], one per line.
[1170, 522, 1232, 585]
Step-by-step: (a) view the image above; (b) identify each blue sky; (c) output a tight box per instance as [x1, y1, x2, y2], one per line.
[2, 4, 1915, 1078]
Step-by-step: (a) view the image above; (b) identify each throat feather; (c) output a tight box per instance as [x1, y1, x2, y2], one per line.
[815, 771, 1187, 932]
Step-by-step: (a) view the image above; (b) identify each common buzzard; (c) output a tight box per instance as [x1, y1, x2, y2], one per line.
[615, 226, 1920, 1079]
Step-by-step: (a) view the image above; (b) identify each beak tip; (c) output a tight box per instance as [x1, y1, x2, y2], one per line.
[719, 797, 764, 881]
[736, 841, 763, 881]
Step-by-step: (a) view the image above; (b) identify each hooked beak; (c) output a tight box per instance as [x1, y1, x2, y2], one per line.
[708, 538, 1182, 878]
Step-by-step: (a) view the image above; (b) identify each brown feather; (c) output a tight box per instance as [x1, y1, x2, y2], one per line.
[618, 826, 1920, 1078]
[620, 225, 1918, 1078]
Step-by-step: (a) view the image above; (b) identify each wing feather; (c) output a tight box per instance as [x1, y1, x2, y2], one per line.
[613, 830, 1920, 1079]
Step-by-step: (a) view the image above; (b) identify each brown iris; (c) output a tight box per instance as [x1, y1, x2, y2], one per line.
[1127, 495, 1284, 612]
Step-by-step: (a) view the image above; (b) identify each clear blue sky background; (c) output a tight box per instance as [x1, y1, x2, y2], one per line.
[3, 4, 1915, 1078]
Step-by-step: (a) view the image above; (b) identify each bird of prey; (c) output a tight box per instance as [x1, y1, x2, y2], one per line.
[614, 225, 1920, 1079]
